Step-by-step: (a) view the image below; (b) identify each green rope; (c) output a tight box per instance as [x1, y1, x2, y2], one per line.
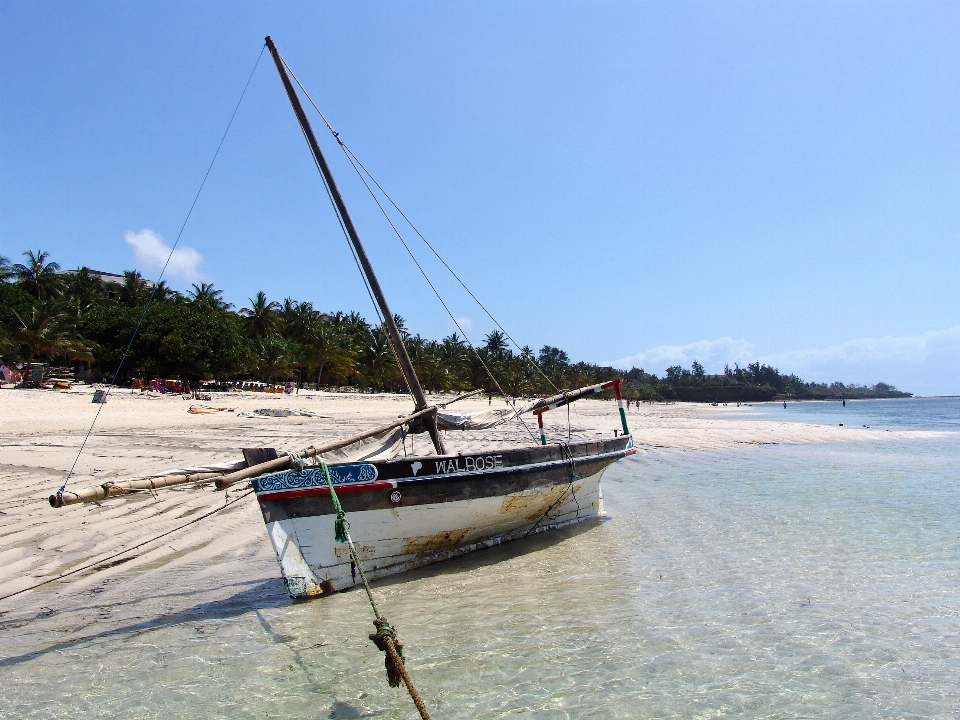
[316, 459, 430, 718]
[319, 460, 349, 543]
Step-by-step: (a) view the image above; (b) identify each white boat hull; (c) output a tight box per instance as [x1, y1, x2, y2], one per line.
[253, 437, 632, 598]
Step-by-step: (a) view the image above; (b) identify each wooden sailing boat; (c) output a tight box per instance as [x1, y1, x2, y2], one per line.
[50, 37, 635, 599]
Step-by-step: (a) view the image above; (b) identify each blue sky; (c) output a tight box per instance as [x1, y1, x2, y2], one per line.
[2, 2, 958, 394]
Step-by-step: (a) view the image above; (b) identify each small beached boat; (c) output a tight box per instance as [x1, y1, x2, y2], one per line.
[50, 37, 635, 599]
[250, 388, 633, 597]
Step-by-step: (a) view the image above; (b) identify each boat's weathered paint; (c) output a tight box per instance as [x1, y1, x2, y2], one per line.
[254, 436, 634, 598]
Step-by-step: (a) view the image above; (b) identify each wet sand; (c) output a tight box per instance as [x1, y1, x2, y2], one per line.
[0, 386, 940, 604]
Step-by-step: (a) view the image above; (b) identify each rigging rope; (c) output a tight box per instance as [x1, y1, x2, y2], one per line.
[55, 46, 266, 502]
[337, 136, 537, 442]
[281, 62, 557, 394]
[339, 142, 562, 396]
[524, 442, 581, 538]
[0, 490, 254, 603]
[279, 58, 539, 441]
[319, 461, 432, 719]
[283, 57, 419, 406]
[296, 120, 413, 402]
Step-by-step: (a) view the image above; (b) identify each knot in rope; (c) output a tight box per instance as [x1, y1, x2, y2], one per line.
[318, 460, 349, 543]
[288, 452, 304, 473]
[369, 616, 405, 687]
[334, 510, 349, 544]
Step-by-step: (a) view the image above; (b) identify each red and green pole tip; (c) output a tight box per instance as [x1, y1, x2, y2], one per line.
[613, 379, 630, 437]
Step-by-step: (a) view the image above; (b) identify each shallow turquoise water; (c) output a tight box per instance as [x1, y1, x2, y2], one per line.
[729, 396, 960, 431]
[2, 408, 959, 718]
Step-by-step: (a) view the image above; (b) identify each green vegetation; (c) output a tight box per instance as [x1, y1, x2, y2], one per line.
[0, 250, 911, 400]
[627, 362, 912, 402]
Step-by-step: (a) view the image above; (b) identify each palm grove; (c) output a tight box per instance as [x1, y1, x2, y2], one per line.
[1, 250, 909, 401]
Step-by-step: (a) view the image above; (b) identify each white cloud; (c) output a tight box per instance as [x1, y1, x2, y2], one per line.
[760, 325, 960, 394]
[609, 336, 755, 374]
[453, 316, 473, 334]
[607, 324, 960, 395]
[124, 229, 204, 283]
[763, 325, 960, 369]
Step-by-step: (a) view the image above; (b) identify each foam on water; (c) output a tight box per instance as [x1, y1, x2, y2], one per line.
[2, 408, 959, 718]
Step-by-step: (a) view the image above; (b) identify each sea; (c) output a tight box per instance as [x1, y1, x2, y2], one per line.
[2, 398, 958, 718]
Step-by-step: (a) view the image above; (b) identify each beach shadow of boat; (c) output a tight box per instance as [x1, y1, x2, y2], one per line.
[370, 516, 607, 590]
[0, 577, 288, 669]
[0, 519, 607, 669]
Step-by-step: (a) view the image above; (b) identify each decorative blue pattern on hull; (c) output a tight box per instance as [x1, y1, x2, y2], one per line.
[253, 463, 378, 494]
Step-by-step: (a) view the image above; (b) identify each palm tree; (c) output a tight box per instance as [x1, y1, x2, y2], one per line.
[500, 354, 535, 396]
[0, 324, 20, 365]
[517, 344, 548, 393]
[249, 333, 295, 383]
[151, 280, 178, 303]
[440, 333, 471, 384]
[404, 333, 427, 366]
[416, 340, 454, 393]
[0, 255, 13, 283]
[565, 362, 593, 391]
[537, 345, 570, 389]
[280, 297, 297, 323]
[281, 300, 320, 343]
[12, 302, 94, 363]
[63, 267, 106, 312]
[329, 311, 374, 357]
[278, 301, 323, 386]
[188, 282, 232, 310]
[363, 327, 401, 391]
[301, 320, 356, 388]
[484, 329, 509, 357]
[119, 270, 150, 307]
[240, 291, 281, 338]
[13, 250, 62, 300]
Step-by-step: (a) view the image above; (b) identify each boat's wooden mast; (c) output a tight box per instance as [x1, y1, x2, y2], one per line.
[265, 37, 444, 455]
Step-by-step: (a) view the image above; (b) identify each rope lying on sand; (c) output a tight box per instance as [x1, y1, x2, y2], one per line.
[0, 490, 254, 603]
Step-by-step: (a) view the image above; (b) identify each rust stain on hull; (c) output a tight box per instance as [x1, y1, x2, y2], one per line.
[499, 484, 581, 521]
[402, 528, 472, 557]
[333, 543, 377, 563]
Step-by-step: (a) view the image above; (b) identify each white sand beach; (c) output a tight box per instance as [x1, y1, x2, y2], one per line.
[0, 387, 939, 605]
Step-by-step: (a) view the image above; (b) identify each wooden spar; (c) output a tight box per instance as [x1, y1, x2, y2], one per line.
[213, 405, 438, 489]
[263, 36, 445, 456]
[49, 406, 439, 507]
[49, 468, 241, 508]
[528, 380, 621, 415]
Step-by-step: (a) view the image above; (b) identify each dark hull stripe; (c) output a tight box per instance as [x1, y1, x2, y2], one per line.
[369, 436, 631, 483]
[259, 446, 626, 523]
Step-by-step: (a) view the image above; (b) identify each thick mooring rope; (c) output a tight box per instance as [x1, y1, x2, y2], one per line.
[319, 462, 432, 720]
